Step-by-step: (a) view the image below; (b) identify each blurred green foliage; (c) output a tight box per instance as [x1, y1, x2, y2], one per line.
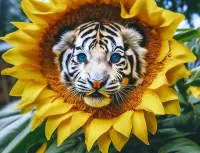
[156, 0, 200, 27]
[0, 0, 26, 37]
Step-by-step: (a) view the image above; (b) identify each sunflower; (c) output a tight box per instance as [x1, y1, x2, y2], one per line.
[188, 86, 200, 98]
[1, 0, 196, 152]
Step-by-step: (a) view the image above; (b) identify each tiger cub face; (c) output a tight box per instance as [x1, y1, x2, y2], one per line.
[53, 21, 147, 108]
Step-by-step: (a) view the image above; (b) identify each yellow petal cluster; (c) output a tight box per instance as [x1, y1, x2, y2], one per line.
[1, 0, 196, 152]
[188, 86, 200, 98]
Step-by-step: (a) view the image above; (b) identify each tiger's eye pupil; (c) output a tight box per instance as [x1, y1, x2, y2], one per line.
[78, 53, 87, 62]
[111, 53, 121, 63]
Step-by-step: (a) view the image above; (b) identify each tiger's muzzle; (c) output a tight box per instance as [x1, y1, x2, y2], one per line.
[84, 76, 111, 108]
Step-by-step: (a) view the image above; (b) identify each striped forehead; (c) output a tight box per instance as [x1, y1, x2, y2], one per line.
[75, 22, 124, 52]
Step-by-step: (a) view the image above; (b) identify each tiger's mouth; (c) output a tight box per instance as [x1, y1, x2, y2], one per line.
[83, 90, 111, 108]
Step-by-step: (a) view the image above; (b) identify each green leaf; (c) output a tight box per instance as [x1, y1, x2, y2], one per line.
[0, 103, 32, 153]
[185, 66, 200, 86]
[45, 129, 88, 153]
[0, 102, 47, 153]
[194, 104, 200, 120]
[158, 138, 200, 153]
[174, 28, 200, 43]
[186, 38, 200, 57]
[188, 95, 200, 104]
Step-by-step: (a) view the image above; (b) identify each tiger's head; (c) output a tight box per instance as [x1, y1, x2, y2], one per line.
[53, 21, 147, 108]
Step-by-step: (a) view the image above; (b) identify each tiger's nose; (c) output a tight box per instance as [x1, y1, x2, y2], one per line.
[92, 80, 104, 89]
[87, 76, 108, 89]
[88, 79, 104, 89]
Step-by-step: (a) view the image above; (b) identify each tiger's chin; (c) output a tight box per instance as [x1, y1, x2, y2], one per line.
[83, 96, 111, 108]
[83, 91, 111, 108]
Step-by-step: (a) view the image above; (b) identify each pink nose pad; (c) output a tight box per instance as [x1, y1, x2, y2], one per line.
[92, 80, 104, 89]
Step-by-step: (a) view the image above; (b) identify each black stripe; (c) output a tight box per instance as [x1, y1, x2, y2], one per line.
[77, 84, 87, 88]
[64, 72, 71, 82]
[104, 27, 118, 37]
[104, 23, 120, 31]
[100, 34, 116, 45]
[127, 55, 134, 77]
[65, 53, 72, 72]
[76, 46, 83, 51]
[59, 51, 65, 71]
[116, 61, 126, 66]
[82, 36, 93, 48]
[115, 46, 124, 51]
[134, 51, 141, 75]
[107, 85, 119, 90]
[128, 78, 137, 85]
[81, 28, 95, 38]
[79, 21, 96, 31]
[78, 80, 87, 84]
[73, 71, 80, 79]
[89, 39, 97, 50]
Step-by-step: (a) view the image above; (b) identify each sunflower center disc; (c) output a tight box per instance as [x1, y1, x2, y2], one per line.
[41, 4, 161, 118]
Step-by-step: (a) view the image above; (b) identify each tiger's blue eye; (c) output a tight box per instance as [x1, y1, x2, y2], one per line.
[110, 53, 121, 63]
[77, 53, 87, 62]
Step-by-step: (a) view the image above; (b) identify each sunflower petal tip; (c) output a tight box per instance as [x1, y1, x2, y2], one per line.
[1, 69, 7, 75]
[57, 140, 63, 147]
[31, 126, 35, 132]
[12, 106, 19, 111]
[0, 36, 5, 40]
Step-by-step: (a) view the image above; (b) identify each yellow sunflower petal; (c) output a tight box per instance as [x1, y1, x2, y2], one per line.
[143, 0, 163, 27]
[113, 111, 133, 137]
[157, 40, 169, 62]
[31, 97, 56, 131]
[154, 85, 178, 102]
[36, 96, 57, 105]
[109, 128, 129, 151]
[163, 100, 180, 116]
[46, 111, 74, 140]
[98, 132, 111, 153]
[15, 81, 47, 109]
[144, 111, 157, 135]
[1, 30, 38, 47]
[136, 90, 165, 115]
[36, 143, 47, 153]
[21, 0, 66, 26]
[21, 103, 35, 114]
[132, 110, 149, 145]
[1, 66, 46, 83]
[21, 0, 49, 26]
[2, 48, 41, 69]
[57, 118, 71, 146]
[9, 79, 30, 96]
[36, 88, 58, 101]
[158, 10, 184, 39]
[32, 98, 72, 130]
[36, 98, 72, 117]
[157, 41, 196, 81]
[163, 40, 196, 72]
[166, 64, 191, 85]
[29, 0, 55, 12]
[11, 22, 42, 39]
[188, 86, 200, 98]
[148, 74, 169, 89]
[70, 111, 92, 134]
[57, 111, 91, 145]
[85, 118, 113, 151]
[120, 0, 146, 19]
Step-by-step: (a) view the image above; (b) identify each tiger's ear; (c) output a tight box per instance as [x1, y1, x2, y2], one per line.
[121, 22, 148, 84]
[122, 22, 147, 47]
[53, 30, 75, 54]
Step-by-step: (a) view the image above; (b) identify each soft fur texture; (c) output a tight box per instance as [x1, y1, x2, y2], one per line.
[53, 21, 147, 107]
